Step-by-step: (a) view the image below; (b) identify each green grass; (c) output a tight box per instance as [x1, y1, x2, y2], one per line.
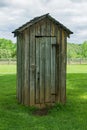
[67, 64, 87, 73]
[0, 65, 16, 74]
[0, 65, 87, 130]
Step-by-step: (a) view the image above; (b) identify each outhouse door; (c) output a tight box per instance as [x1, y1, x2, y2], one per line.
[35, 36, 56, 104]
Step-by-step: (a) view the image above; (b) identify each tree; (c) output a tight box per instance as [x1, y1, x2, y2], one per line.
[81, 41, 87, 58]
[67, 43, 82, 58]
[0, 38, 16, 59]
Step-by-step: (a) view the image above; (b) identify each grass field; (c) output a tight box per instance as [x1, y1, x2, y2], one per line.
[0, 65, 87, 130]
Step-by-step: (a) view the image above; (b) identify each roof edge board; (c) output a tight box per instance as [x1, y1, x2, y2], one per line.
[47, 15, 73, 34]
[12, 13, 49, 34]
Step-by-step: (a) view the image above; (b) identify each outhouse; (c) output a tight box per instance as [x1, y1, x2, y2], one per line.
[13, 13, 73, 108]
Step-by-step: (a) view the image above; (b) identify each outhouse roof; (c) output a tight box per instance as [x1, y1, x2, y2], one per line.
[12, 13, 73, 35]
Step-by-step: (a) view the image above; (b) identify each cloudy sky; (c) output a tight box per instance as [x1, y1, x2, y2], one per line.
[0, 0, 87, 44]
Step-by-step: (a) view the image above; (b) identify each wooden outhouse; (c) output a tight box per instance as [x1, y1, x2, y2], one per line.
[13, 14, 73, 108]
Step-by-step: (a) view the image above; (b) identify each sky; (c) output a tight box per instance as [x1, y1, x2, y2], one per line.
[0, 0, 87, 44]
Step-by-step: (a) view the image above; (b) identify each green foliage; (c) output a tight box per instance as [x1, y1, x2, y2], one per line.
[67, 64, 87, 73]
[67, 43, 82, 58]
[0, 38, 16, 59]
[0, 65, 87, 130]
[81, 41, 87, 58]
[67, 41, 87, 58]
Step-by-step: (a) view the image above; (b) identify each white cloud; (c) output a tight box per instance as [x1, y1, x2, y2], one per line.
[0, 0, 87, 43]
[70, 0, 87, 3]
[78, 30, 87, 37]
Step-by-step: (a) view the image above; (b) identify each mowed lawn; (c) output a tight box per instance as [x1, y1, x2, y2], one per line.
[0, 65, 87, 130]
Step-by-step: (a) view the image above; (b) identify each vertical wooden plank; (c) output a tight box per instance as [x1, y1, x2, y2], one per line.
[51, 37, 56, 102]
[46, 18, 51, 36]
[55, 27, 61, 103]
[60, 30, 66, 103]
[40, 20, 46, 104]
[35, 38, 40, 104]
[21, 33, 25, 104]
[35, 23, 41, 36]
[65, 33, 67, 102]
[35, 23, 41, 104]
[39, 37, 45, 104]
[17, 35, 19, 101]
[65, 32, 67, 80]
[50, 22, 56, 103]
[40, 19, 46, 36]
[45, 37, 51, 102]
[50, 21, 55, 36]
[23, 29, 30, 106]
[55, 25, 58, 102]
[29, 26, 35, 106]
[44, 18, 51, 103]
[64, 33, 67, 103]
[17, 34, 22, 103]
[58, 28, 62, 103]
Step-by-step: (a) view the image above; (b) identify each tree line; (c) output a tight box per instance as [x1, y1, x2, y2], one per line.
[67, 41, 87, 58]
[0, 38, 87, 59]
[0, 38, 16, 59]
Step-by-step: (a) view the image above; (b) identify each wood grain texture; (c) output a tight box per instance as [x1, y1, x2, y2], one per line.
[64, 31, 67, 103]
[60, 30, 66, 103]
[39, 37, 45, 104]
[35, 22, 41, 36]
[45, 37, 51, 103]
[46, 18, 51, 36]
[17, 34, 22, 103]
[58, 28, 62, 103]
[29, 26, 35, 106]
[40, 19, 46, 36]
[35, 23, 41, 104]
[23, 29, 30, 105]
[56, 27, 61, 103]
[21, 33, 25, 104]
[35, 38, 40, 104]
[51, 37, 56, 102]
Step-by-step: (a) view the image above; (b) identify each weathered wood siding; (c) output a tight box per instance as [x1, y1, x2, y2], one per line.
[23, 29, 30, 105]
[29, 25, 36, 105]
[60, 30, 66, 103]
[17, 17, 67, 107]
